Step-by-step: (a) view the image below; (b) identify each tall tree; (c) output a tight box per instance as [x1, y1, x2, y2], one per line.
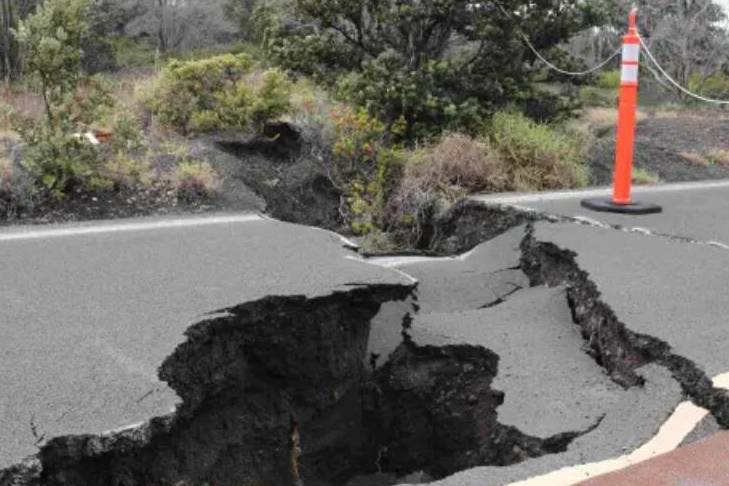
[14, 0, 92, 120]
[266, 0, 605, 138]
[605, 0, 729, 97]
[1, 0, 11, 83]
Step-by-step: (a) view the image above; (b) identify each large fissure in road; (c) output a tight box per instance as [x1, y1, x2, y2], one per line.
[0, 231, 603, 485]
[520, 223, 729, 426]
[16, 286, 413, 486]
[4, 205, 729, 486]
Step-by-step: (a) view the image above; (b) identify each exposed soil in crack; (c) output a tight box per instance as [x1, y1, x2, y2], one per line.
[7, 199, 728, 486]
[422, 200, 540, 255]
[1, 226, 613, 486]
[361, 340, 602, 481]
[11, 285, 412, 486]
[212, 122, 345, 232]
[520, 224, 729, 427]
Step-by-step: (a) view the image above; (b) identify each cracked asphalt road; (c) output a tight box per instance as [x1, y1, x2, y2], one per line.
[0, 214, 412, 471]
[5, 179, 729, 485]
[473, 179, 729, 246]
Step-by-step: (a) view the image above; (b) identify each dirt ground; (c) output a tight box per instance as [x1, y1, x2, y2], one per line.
[5, 113, 729, 230]
[589, 112, 729, 185]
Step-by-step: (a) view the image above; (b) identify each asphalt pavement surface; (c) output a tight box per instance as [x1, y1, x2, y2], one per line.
[5, 178, 729, 484]
[0, 214, 412, 470]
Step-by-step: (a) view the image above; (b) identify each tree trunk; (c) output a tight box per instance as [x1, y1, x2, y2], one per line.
[1, 0, 11, 85]
[157, 0, 167, 52]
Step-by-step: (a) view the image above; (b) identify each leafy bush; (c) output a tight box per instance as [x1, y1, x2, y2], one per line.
[336, 53, 489, 139]
[0, 157, 35, 217]
[267, 0, 600, 140]
[102, 153, 154, 191]
[13, 0, 116, 198]
[487, 111, 589, 191]
[14, 119, 105, 197]
[14, 0, 93, 120]
[579, 86, 612, 107]
[326, 107, 403, 235]
[146, 53, 292, 134]
[110, 37, 158, 70]
[689, 73, 729, 99]
[171, 161, 221, 201]
[596, 70, 621, 90]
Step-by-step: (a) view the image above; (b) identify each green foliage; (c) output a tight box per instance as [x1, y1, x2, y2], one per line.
[146, 53, 291, 134]
[487, 111, 589, 191]
[12, 0, 116, 197]
[14, 0, 93, 120]
[172, 160, 221, 201]
[13, 117, 103, 197]
[689, 73, 729, 99]
[109, 112, 145, 152]
[596, 70, 620, 90]
[337, 54, 488, 140]
[0, 157, 35, 217]
[579, 86, 613, 107]
[110, 37, 157, 70]
[632, 167, 660, 185]
[102, 152, 154, 191]
[329, 107, 402, 235]
[267, 0, 602, 139]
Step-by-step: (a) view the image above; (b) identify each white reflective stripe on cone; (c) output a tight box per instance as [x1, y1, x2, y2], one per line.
[622, 44, 640, 63]
[621, 64, 639, 83]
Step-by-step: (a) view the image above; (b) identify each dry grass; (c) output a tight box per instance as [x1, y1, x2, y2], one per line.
[0, 85, 44, 133]
[580, 107, 647, 131]
[402, 132, 508, 198]
[707, 148, 729, 167]
[171, 160, 221, 200]
[632, 167, 660, 185]
[678, 151, 710, 166]
[102, 154, 155, 190]
[489, 111, 589, 191]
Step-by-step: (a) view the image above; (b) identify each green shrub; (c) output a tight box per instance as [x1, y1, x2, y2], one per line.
[327, 107, 403, 235]
[336, 53, 489, 140]
[109, 112, 145, 153]
[146, 54, 291, 134]
[689, 73, 729, 99]
[579, 86, 612, 107]
[13, 0, 116, 198]
[596, 70, 620, 90]
[110, 37, 158, 70]
[102, 153, 154, 191]
[0, 157, 35, 217]
[487, 111, 589, 191]
[14, 119, 104, 197]
[632, 167, 660, 185]
[0, 157, 12, 193]
[266, 0, 598, 141]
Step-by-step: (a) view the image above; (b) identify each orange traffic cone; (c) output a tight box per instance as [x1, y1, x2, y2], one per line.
[582, 8, 662, 215]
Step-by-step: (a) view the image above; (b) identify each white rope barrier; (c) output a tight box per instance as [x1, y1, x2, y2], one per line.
[520, 34, 621, 77]
[639, 35, 729, 105]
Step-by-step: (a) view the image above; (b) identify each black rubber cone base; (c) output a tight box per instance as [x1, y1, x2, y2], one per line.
[581, 198, 662, 215]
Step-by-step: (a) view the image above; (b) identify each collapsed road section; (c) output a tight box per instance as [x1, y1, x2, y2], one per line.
[3, 204, 729, 486]
[0, 217, 416, 485]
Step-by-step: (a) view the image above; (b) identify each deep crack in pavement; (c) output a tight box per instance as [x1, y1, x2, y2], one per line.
[3, 197, 729, 485]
